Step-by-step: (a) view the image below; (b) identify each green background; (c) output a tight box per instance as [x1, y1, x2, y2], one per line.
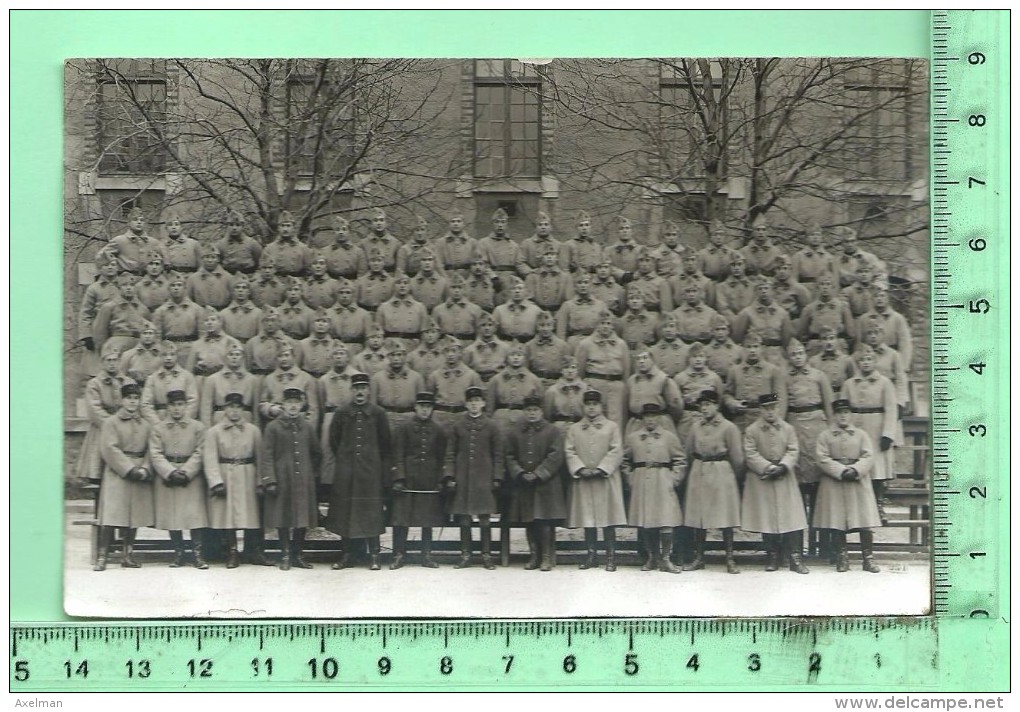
[10, 9, 1007, 691]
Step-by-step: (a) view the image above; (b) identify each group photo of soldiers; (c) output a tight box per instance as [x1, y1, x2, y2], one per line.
[72, 202, 916, 578]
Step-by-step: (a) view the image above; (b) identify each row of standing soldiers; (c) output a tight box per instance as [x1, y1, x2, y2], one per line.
[77, 204, 914, 572]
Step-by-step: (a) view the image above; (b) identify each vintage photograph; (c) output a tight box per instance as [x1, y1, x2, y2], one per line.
[62, 57, 930, 618]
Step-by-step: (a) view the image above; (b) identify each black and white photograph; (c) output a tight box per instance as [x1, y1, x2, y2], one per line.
[62, 57, 931, 618]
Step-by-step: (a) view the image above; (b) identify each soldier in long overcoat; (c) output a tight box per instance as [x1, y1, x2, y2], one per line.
[203, 393, 265, 568]
[622, 404, 686, 574]
[683, 390, 745, 574]
[839, 345, 899, 524]
[95, 382, 155, 571]
[389, 392, 448, 569]
[317, 344, 364, 487]
[815, 399, 882, 573]
[505, 396, 567, 571]
[75, 345, 133, 484]
[564, 390, 627, 571]
[259, 388, 322, 570]
[444, 386, 505, 570]
[148, 389, 209, 569]
[741, 393, 809, 574]
[325, 373, 391, 571]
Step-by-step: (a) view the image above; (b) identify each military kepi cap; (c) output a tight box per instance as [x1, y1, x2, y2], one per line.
[758, 393, 780, 407]
[415, 391, 436, 405]
[640, 403, 663, 416]
[166, 389, 188, 404]
[121, 383, 142, 398]
[351, 373, 371, 387]
[696, 390, 719, 405]
[465, 386, 485, 400]
[224, 392, 246, 407]
[282, 388, 305, 401]
[523, 395, 543, 409]
[582, 390, 603, 404]
[832, 398, 852, 412]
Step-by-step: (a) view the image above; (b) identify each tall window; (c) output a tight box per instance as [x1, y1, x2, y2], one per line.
[96, 60, 168, 174]
[473, 60, 542, 178]
[844, 60, 913, 181]
[658, 59, 725, 176]
[285, 77, 355, 177]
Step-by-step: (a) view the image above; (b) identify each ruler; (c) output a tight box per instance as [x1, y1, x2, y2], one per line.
[10, 10, 1009, 692]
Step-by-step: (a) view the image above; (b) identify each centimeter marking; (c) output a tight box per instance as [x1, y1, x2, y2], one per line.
[929, 9, 1005, 620]
[9, 620, 938, 690]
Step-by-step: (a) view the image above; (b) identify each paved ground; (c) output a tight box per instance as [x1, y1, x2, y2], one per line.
[64, 507, 931, 620]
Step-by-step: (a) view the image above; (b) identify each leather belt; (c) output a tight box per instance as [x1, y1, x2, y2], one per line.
[788, 403, 823, 413]
[552, 414, 580, 423]
[587, 372, 623, 382]
[165, 455, 191, 464]
[383, 406, 415, 414]
[693, 452, 728, 462]
[122, 450, 146, 458]
[169, 265, 197, 273]
[531, 368, 561, 380]
[384, 330, 422, 339]
[249, 367, 273, 375]
[851, 406, 885, 414]
[835, 457, 860, 465]
[762, 338, 783, 347]
[631, 461, 671, 468]
[165, 334, 198, 342]
[218, 457, 255, 465]
[433, 403, 466, 413]
[495, 403, 526, 411]
[212, 404, 253, 412]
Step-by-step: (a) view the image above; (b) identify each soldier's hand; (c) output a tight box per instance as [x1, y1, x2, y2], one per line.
[596, 468, 610, 479]
[491, 479, 503, 492]
[879, 436, 894, 452]
[391, 480, 406, 494]
[81, 337, 95, 352]
[444, 479, 457, 492]
[264, 482, 279, 497]
[840, 468, 857, 482]
[522, 471, 538, 484]
[210, 483, 227, 498]
[135, 467, 152, 482]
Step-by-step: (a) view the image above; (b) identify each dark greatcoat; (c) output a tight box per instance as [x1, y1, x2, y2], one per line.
[444, 414, 505, 516]
[324, 401, 392, 538]
[504, 419, 567, 522]
[390, 417, 448, 527]
[259, 415, 322, 529]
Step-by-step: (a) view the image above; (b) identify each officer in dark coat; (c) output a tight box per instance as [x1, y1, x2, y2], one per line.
[259, 388, 322, 570]
[325, 373, 392, 570]
[390, 392, 448, 569]
[444, 386, 505, 570]
[505, 395, 567, 571]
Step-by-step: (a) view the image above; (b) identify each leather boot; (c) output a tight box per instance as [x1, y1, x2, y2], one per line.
[368, 537, 381, 571]
[723, 528, 740, 574]
[224, 530, 240, 569]
[121, 528, 141, 568]
[244, 529, 273, 566]
[872, 480, 889, 526]
[278, 528, 291, 571]
[834, 531, 849, 572]
[683, 529, 706, 571]
[168, 530, 186, 568]
[640, 530, 659, 571]
[763, 534, 779, 572]
[292, 528, 313, 569]
[604, 527, 617, 572]
[454, 526, 473, 569]
[540, 524, 556, 572]
[191, 530, 209, 570]
[480, 525, 496, 570]
[659, 531, 682, 574]
[786, 531, 809, 574]
[523, 524, 541, 570]
[421, 528, 438, 568]
[578, 528, 598, 570]
[331, 539, 352, 570]
[390, 526, 408, 570]
[860, 529, 881, 573]
[93, 526, 113, 572]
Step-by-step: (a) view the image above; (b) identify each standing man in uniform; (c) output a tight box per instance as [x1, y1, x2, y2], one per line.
[149, 389, 209, 569]
[557, 272, 610, 348]
[361, 208, 401, 274]
[93, 272, 151, 357]
[623, 403, 686, 573]
[389, 392, 448, 569]
[161, 213, 203, 275]
[142, 340, 200, 424]
[250, 257, 288, 309]
[562, 210, 604, 275]
[200, 343, 258, 425]
[564, 390, 627, 571]
[322, 215, 366, 281]
[444, 386, 505, 570]
[263, 210, 313, 279]
[326, 281, 374, 357]
[520, 211, 566, 275]
[505, 395, 567, 571]
[433, 211, 479, 277]
[186, 245, 234, 310]
[576, 313, 630, 429]
[371, 343, 426, 432]
[259, 388, 321, 570]
[433, 275, 484, 345]
[741, 393, 809, 574]
[739, 214, 785, 278]
[94, 383, 155, 571]
[107, 206, 163, 276]
[214, 209, 261, 276]
[325, 373, 392, 571]
[152, 273, 205, 367]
